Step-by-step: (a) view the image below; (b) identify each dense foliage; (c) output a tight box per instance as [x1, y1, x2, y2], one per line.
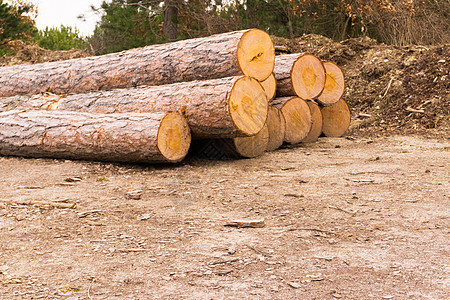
[0, 0, 36, 52]
[35, 25, 88, 51]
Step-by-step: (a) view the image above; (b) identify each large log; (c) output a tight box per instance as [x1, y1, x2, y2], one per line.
[266, 106, 286, 151]
[0, 29, 275, 97]
[321, 98, 351, 137]
[272, 97, 312, 144]
[0, 76, 268, 139]
[191, 123, 269, 159]
[316, 61, 345, 106]
[260, 73, 277, 101]
[0, 110, 191, 163]
[302, 100, 323, 143]
[274, 53, 326, 100]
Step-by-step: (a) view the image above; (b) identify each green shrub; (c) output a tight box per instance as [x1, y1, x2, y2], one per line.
[35, 25, 88, 50]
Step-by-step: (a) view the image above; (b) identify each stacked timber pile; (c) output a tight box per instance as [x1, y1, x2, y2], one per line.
[0, 29, 350, 164]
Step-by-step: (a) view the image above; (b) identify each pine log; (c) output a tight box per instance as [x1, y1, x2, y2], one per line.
[0, 29, 275, 97]
[260, 73, 277, 101]
[0, 110, 191, 163]
[321, 98, 351, 137]
[0, 76, 268, 139]
[272, 97, 312, 144]
[266, 106, 286, 151]
[302, 101, 323, 143]
[191, 123, 269, 159]
[274, 53, 326, 100]
[317, 61, 345, 106]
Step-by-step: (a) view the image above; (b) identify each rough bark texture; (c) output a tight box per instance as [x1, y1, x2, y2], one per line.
[163, 0, 178, 42]
[0, 76, 268, 139]
[317, 61, 345, 106]
[272, 96, 312, 144]
[266, 106, 286, 151]
[0, 110, 191, 163]
[302, 101, 323, 143]
[274, 53, 326, 100]
[0, 29, 274, 97]
[321, 98, 351, 137]
[191, 123, 269, 159]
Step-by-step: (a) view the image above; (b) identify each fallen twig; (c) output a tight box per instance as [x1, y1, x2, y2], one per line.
[0, 199, 76, 209]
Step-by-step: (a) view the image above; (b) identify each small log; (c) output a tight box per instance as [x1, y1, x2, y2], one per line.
[0, 29, 275, 97]
[260, 73, 277, 101]
[317, 61, 345, 106]
[272, 97, 312, 144]
[191, 123, 269, 159]
[321, 98, 351, 137]
[0, 110, 191, 163]
[0, 76, 268, 139]
[274, 53, 326, 100]
[302, 101, 323, 143]
[266, 106, 286, 151]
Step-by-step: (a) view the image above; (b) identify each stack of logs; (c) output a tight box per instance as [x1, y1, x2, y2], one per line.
[0, 29, 350, 164]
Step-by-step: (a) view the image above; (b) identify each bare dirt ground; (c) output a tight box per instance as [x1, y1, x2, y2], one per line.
[0, 36, 449, 299]
[0, 134, 449, 299]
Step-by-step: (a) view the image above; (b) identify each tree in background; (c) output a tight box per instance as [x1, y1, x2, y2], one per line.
[0, 0, 36, 50]
[35, 25, 88, 51]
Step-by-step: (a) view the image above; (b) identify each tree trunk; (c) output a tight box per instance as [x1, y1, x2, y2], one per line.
[266, 106, 286, 151]
[302, 100, 322, 143]
[271, 96, 312, 144]
[260, 72, 276, 101]
[0, 29, 274, 97]
[0, 110, 191, 163]
[0, 76, 268, 139]
[316, 61, 345, 106]
[190, 123, 269, 159]
[321, 98, 351, 137]
[274, 53, 326, 100]
[163, 0, 178, 42]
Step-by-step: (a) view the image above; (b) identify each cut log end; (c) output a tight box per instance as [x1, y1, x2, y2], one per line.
[157, 112, 191, 162]
[237, 29, 275, 81]
[273, 97, 312, 144]
[229, 76, 268, 137]
[233, 123, 269, 158]
[291, 54, 326, 100]
[321, 98, 351, 137]
[260, 73, 277, 101]
[302, 101, 323, 143]
[317, 61, 345, 106]
[266, 106, 286, 151]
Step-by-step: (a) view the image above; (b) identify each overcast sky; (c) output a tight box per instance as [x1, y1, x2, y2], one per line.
[33, 0, 106, 36]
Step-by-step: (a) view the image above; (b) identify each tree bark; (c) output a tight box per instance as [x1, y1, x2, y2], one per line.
[163, 0, 178, 42]
[302, 100, 322, 143]
[316, 61, 345, 106]
[272, 97, 312, 144]
[274, 53, 326, 100]
[266, 106, 286, 151]
[0, 110, 191, 163]
[321, 98, 351, 137]
[191, 123, 269, 159]
[0, 29, 274, 97]
[0, 76, 268, 139]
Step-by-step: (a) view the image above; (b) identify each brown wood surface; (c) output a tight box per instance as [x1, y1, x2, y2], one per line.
[0, 76, 268, 139]
[0, 110, 191, 163]
[266, 106, 286, 151]
[302, 101, 323, 143]
[272, 96, 312, 144]
[317, 61, 345, 106]
[260, 73, 277, 101]
[321, 98, 351, 137]
[274, 53, 326, 100]
[0, 29, 274, 97]
[191, 123, 269, 159]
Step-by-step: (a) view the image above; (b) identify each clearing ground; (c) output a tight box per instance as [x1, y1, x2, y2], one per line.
[0, 35, 449, 299]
